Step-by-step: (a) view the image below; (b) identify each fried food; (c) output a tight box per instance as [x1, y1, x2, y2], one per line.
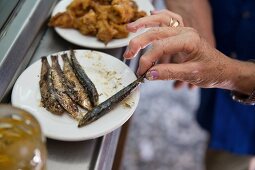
[48, 11, 77, 28]
[97, 20, 118, 43]
[48, 0, 147, 44]
[108, 0, 136, 24]
[110, 22, 129, 38]
[67, 0, 91, 17]
[90, 2, 111, 20]
[77, 9, 97, 35]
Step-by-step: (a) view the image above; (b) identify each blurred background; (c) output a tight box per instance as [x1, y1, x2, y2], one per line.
[120, 2, 208, 170]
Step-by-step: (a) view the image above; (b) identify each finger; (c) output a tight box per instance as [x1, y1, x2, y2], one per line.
[127, 15, 169, 32]
[127, 10, 184, 32]
[173, 80, 185, 89]
[124, 27, 181, 59]
[158, 54, 171, 64]
[137, 33, 195, 75]
[157, 53, 187, 64]
[170, 52, 188, 63]
[151, 9, 184, 26]
[145, 63, 192, 81]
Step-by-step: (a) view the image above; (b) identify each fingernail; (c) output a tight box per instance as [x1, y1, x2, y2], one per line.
[146, 70, 159, 80]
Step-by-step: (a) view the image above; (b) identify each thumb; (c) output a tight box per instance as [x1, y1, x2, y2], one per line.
[145, 63, 191, 81]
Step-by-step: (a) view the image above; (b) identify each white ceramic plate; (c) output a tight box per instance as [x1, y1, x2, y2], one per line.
[51, 0, 154, 49]
[12, 50, 140, 141]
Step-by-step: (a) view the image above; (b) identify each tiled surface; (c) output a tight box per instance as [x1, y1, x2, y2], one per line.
[121, 81, 208, 170]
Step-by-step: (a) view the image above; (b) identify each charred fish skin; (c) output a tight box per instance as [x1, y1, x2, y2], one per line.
[69, 49, 99, 107]
[50, 66, 80, 119]
[78, 75, 144, 127]
[39, 57, 64, 115]
[39, 57, 49, 104]
[51, 55, 80, 103]
[61, 53, 93, 110]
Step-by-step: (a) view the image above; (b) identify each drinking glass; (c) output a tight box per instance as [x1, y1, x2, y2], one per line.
[0, 104, 47, 170]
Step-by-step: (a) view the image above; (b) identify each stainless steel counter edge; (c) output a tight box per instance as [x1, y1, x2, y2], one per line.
[95, 116, 121, 170]
[0, 0, 57, 101]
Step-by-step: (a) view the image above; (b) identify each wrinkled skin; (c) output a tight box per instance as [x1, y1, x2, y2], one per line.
[125, 10, 194, 89]
[124, 10, 255, 95]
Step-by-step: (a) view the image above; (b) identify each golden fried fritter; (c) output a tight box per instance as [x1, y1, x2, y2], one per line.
[48, 11, 77, 28]
[108, 0, 136, 24]
[110, 22, 129, 38]
[67, 0, 91, 17]
[77, 9, 97, 35]
[90, 2, 111, 20]
[96, 20, 118, 44]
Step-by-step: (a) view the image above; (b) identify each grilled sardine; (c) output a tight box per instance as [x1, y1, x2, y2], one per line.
[51, 55, 80, 103]
[70, 50, 99, 107]
[61, 53, 92, 110]
[39, 57, 64, 115]
[78, 74, 144, 127]
[50, 57, 80, 119]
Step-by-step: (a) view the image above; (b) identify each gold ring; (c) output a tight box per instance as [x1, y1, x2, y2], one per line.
[169, 18, 180, 27]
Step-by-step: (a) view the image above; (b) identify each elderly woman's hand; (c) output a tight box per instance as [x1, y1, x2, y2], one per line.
[127, 10, 196, 89]
[123, 11, 255, 95]
[124, 26, 230, 88]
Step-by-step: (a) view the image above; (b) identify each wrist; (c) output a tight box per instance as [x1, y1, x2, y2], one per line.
[226, 59, 255, 95]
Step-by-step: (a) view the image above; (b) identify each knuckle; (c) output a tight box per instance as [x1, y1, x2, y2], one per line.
[152, 41, 166, 55]
[149, 28, 168, 39]
[183, 42, 195, 54]
[188, 28, 200, 40]
[176, 14, 183, 22]
[186, 64, 204, 84]
[149, 27, 161, 33]
[183, 28, 201, 53]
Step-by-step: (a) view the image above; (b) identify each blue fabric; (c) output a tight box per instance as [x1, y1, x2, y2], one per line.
[196, 0, 255, 154]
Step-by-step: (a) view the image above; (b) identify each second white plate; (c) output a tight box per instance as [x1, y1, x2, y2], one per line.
[51, 0, 154, 49]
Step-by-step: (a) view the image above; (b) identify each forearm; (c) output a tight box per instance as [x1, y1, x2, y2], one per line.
[165, 0, 215, 46]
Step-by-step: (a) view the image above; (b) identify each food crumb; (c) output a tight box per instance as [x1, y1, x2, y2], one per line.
[122, 96, 134, 108]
